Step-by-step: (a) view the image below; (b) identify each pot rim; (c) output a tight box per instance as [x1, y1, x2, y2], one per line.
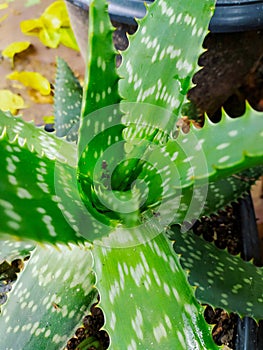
[65, 0, 263, 33]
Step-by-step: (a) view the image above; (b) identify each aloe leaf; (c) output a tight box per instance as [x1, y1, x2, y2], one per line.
[0, 133, 82, 244]
[171, 228, 263, 321]
[119, 0, 215, 127]
[54, 57, 82, 142]
[166, 165, 263, 229]
[0, 244, 97, 349]
[78, 0, 122, 169]
[117, 106, 263, 228]
[122, 105, 263, 212]
[114, 0, 215, 189]
[0, 113, 91, 245]
[80, 0, 121, 119]
[201, 166, 263, 217]
[0, 238, 34, 263]
[165, 106, 263, 187]
[94, 234, 219, 349]
[0, 112, 128, 245]
[0, 110, 118, 245]
[0, 110, 76, 166]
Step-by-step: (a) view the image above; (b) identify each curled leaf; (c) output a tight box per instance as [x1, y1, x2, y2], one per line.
[41, 0, 70, 29]
[7, 71, 51, 95]
[39, 26, 61, 48]
[59, 27, 79, 51]
[20, 0, 78, 50]
[20, 18, 43, 35]
[2, 41, 31, 65]
[0, 89, 25, 114]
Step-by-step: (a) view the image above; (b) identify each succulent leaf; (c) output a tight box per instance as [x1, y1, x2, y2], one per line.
[0, 238, 34, 263]
[0, 113, 87, 244]
[0, 244, 97, 349]
[119, 0, 215, 126]
[80, 0, 121, 119]
[76, 0, 125, 217]
[94, 233, 219, 349]
[165, 106, 263, 187]
[54, 57, 82, 142]
[78, 0, 122, 168]
[0, 134, 82, 244]
[0, 110, 76, 166]
[171, 228, 263, 321]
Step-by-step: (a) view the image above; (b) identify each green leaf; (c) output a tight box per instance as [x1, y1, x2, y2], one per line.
[94, 234, 219, 349]
[171, 228, 263, 321]
[80, 0, 121, 120]
[0, 111, 87, 245]
[0, 237, 34, 263]
[165, 106, 263, 187]
[0, 110, 76, 166]
[54, 57, 82, 142]
[0, 133, 82, 245]
[119, 0, 215, 125]
[0, 244, 97, 349]
[78, 0, 122, 181]
[180, 166, 263, 229]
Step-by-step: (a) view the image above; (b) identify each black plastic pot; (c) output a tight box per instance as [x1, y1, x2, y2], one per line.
[233, 194, 263, 350]
[66, 0, 263, 32]
[66, 0, 153, 25]
[210, 0, 263, 33]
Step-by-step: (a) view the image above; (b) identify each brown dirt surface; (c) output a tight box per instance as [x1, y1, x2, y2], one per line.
[0, 0, 85, 124]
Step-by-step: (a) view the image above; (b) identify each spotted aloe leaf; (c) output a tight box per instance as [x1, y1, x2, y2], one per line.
[114, 0, 215, 189]
[0, 110, 76, 165]
[76, 0, 128, 220]
[54, 57, 82, 142]
[164, 107, 263, 187]
[0, 111, 86, 245]
[78, 0, 122, 173]
[94, 234, 219, 349]
[171, 228, 263, 321]
[0, 244, 97, 349]
[118, 0, 215, 135]
[0, 238, 34, 263]
[168, 166, 263, 230]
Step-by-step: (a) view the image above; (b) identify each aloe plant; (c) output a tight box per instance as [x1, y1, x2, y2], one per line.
[0, 0, 263, 349]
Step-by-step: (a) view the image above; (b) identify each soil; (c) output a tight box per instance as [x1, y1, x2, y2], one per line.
[64, 297, 110, 350]
[188, 30, 263, 121]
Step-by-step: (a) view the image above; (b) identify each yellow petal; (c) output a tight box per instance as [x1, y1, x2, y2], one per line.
[43, 115, 55, 124]
[43, 1, 70, 27]
[39, 27, 60, 48]
[2, 41, 31, 61]
[59, 28, 79, 51]
[7, 71, 51, 96]
[0, 89, 25, 114]
[0, 3, 8, 10]
[20, 18, 43, 35]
